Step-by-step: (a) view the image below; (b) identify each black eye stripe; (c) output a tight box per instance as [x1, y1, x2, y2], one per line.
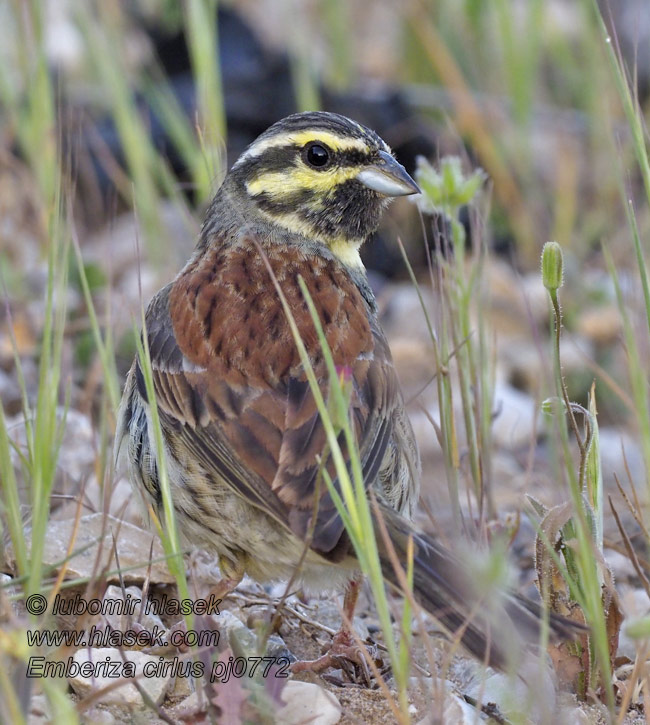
[240, 147, 294, 176]
[236, 143, 376, 182]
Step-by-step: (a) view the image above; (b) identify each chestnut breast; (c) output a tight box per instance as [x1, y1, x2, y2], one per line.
[168, 242, 374, 387]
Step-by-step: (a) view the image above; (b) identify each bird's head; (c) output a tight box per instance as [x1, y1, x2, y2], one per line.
[228, 111, 420, 268]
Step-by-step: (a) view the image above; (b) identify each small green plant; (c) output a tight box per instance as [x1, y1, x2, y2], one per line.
[0, 177, 80, 725]
[534, 241, 617, 707]
[411, 155, 492, 523]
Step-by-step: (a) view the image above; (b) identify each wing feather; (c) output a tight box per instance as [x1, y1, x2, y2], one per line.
[141, 240, 402, 560]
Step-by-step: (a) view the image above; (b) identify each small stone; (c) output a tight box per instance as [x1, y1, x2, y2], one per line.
[82, 708, 115, 724]
[556, 693, 609, 725]
[0, 368, 23, 415]
[6, 409, 96, 513]
[379, 283, 438, 344]
[68, 647, 173, 707]
[0, 573, 20, 619]
[86, 475, 144, 527]
[388, 338, 437, 403]
[265, 581, 293, 599]
[102, 585, 164, 635]
[604, 551, 636, 583]
[598, 428, 645, 492]
[219, 609, 258, 655]
[172, 689, 210, 718]
[485, 263, 547, 333]
[620, 587, 650, 618]
[576, 305, 621, 345]
[618, 588, 650, 660]
[491, 382, 537, 449]
[557, 705, 599, 725]
[168, 668, 195, 701]
[266, 633, 296, 663]
[276, 681, 341, 725]
[413, 681, 479, 725]
[351, 616, 370, 642]
[7, 514, 176, 586]
[466, 655, 557, 723]
[502, 334, 593, 395]
[439, 694, 479, 724]
[245, 605, 273, 630]
[28, 694, 51, 725]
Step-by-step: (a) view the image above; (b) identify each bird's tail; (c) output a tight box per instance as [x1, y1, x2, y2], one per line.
[372, 501, 581, 669]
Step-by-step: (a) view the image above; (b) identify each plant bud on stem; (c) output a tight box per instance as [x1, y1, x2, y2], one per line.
[541, 241, 564, 295]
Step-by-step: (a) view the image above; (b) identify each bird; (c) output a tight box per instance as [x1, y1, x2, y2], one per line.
[115, 111, 578, 673]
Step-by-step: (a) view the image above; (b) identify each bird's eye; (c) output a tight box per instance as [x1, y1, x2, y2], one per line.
[304, 143, 330, 168]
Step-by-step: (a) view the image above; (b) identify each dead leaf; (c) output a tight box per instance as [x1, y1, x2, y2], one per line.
[210, 648, 249, 725]
[547, 601, 589, 695]
[264, 661, 289, 707]
[605, 590, 623, 663]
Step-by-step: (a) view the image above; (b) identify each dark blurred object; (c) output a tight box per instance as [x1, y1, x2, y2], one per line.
[599, 0, 650, 100]
[148, 6, 296, 164]
[67, 6, 435, 277]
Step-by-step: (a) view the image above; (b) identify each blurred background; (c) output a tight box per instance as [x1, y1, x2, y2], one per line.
[2, 1, 650, 718]
[2, 0, 649, 499]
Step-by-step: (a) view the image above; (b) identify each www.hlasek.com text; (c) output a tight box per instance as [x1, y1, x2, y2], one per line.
[27, 624, 218, 649]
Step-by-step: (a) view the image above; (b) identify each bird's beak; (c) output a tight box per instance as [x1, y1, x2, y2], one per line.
[356, 151, 421, 197]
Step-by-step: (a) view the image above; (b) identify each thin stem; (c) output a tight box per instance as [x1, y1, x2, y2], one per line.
[550, 290, 584, 457]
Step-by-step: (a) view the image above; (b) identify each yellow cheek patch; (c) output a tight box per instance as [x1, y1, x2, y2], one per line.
[258, 210, 317, 242]
[253, 208, 364, 270]
[246, 166, 361, 198]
